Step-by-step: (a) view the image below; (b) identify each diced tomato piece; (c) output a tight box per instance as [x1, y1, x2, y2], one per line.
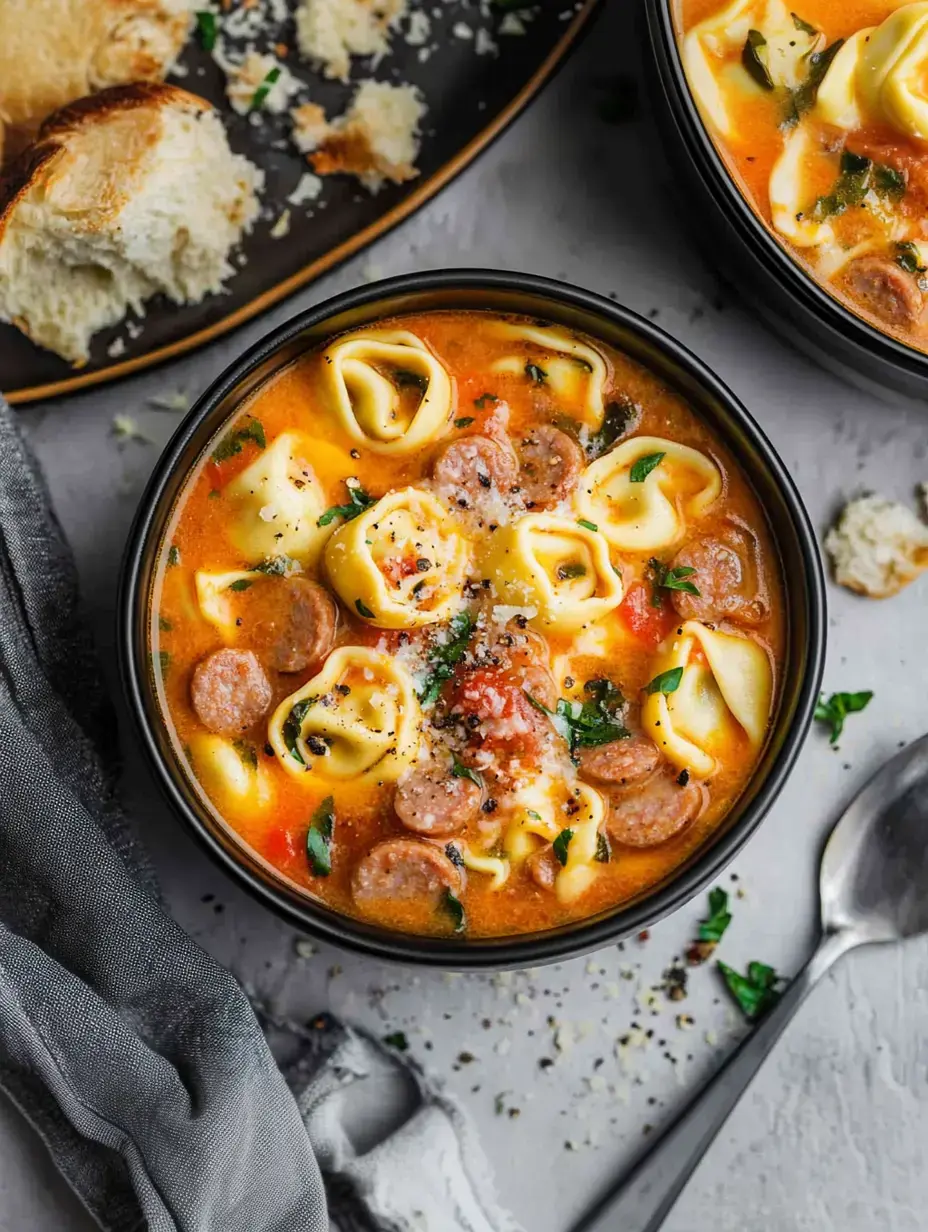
[618, 582, 677, 648]
[379, 555, 422, 587]
[451, 668, 549, 755]
[265, 825, 299, 867]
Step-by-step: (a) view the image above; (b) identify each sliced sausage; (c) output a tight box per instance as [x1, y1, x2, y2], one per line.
[352, 838, 462, 905]
[234, 576, 337, 672]
[579, 731, 661, 787]
[846, 256, 926, 329]
[190, 649, 273, 735]
[605, 769, 706, 848]
[669, 523, 767, 626]
[527, 844, 558, 891]
[432, 435, 519, 506]
[394, 763, 482, 836]
[517, 425, 584, 509]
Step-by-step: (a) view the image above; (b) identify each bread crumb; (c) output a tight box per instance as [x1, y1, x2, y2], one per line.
[310, 80, 425, 193]
[405, 11, 431, 44]
[270, 208, 292, 238]
[287, 171, 324, 205]
[290, 102, 330, 154]
[224, 52, 300, 115]
[295, 0, 407, 82]
[825, 493, 928, 598]
[107, 337, 127, 358]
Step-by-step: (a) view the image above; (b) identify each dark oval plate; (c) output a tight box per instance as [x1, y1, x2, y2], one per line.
[3, 0, 598, 405]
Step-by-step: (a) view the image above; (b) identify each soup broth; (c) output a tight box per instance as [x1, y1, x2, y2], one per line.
[151, 310, 785, 938]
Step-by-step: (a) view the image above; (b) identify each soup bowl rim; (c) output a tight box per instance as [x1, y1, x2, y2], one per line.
[117, 268, 826, 969]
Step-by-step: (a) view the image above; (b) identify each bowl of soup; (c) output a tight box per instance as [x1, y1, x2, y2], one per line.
[645, 0, 928, 401]
[118, 270, 824, 967]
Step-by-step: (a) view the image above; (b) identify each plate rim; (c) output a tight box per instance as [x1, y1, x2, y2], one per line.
[5, 0, 601, 407]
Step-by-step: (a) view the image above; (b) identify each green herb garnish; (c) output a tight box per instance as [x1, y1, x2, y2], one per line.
[317, 481, 377, 527]
[195, 10, 218, 50]
[874, 164, 906, 198]
[418, 611, 473, 705]
[586, 399, 635, 460]
[167, 545, 181, 567]
[552, 828, 574, 866]
[577, 517, 599, 532]
[699, 887, 732, 944]
[454, 417, 475, 429]
[895, 241, 927, 275]
[252, 555, 298, 576]
[158, 615, 172, 632]
[814, 690, 873, 745]
[392, 368, 427, 391]
[594, 831, 611, 863]
[306, 795, 335, 876]
[233, 740, 258, 771]
[451, 757, 483, 788]
[783, 39, 845, 127]
[649, 557, 700, 606]
[355, 599, 375, 619]
[443, 888, 466, 933]
[645, 667, 684, 696]
[283, 699, 315, 765]
[811, 150, 873, 219]
[383, 1031, 409, 1051]
[742, 29, 774, 91]
[557, 562, 588, 580]
[250, 66, 281, 112]
[227, 578, 254, 592]
[718, 960, 783, 1020]
[474, 393, 498, 409]
[211, 417, 266, 463]
[629, 452, 665, 483]
[526, 678, 629, 754]
[525, 362, 547, 384]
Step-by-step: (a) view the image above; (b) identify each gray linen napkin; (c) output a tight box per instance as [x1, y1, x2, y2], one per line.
[0, 395, 519, 1232]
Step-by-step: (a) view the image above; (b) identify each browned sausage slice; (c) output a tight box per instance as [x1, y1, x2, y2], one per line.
[394, 764, 482, 836]
[669, 523, 768, 626]
[233, 576, 337, 672]
[527, 844, 558, 890]
[190, 649, 273, 735]
[579, 731, 661, 787]
[517, 425, 584, 509]
[352, 838, 462, 905]
[432, 436, 519, 506]
[605, 770, 706, 848]
[846, 256, 926, 329]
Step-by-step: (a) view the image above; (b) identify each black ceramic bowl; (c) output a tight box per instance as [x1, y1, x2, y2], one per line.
[118, 270, 826, 969]
[644, 0, 928, 403]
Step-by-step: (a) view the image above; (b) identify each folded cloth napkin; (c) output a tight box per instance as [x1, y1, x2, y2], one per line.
[0, 396, 520, 1232]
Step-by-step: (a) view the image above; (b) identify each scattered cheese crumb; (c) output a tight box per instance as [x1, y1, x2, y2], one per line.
[111, 415, 152, 445]
[825, 493, 928, 598]
[107, 337, 127, 358]
[295, 0, 408, 82]
[499, 12, 527, 34]
[270, 209, 292, 238]
[147, 391, 189, 412]
[405, 10, 431, 44]
[453, 21, 473, 38]
[287, 171, 324, 205]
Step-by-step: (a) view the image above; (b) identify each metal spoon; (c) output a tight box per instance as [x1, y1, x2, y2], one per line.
[572, 733, 928, 1232]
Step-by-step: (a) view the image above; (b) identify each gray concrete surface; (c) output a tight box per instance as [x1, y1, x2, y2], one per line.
[4, 2, 928, 1228]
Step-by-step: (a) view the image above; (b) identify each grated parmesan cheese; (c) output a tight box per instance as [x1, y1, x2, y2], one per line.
[295, 0, 408, 81]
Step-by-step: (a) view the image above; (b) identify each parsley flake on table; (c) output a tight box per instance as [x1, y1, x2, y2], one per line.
[306, 795, 335, 876]
[814, 690, 873, 744]
[699, 887, 732, 944]
[250, 66, 281, 112]
[383, 1031, 409, 1051]
[718, 960, 783, 1020]
[317, 480, 377, 527]
[418, 611, 473, 705]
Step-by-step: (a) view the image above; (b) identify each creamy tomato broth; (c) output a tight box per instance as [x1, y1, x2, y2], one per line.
[679, 1, 928, 349]
[151, 311, 785, 939]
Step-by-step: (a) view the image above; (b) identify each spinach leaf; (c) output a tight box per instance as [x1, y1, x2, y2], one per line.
[718, 960, 783, 1019]
[791, 11, 817, 35]
[355, 599, 375, 619]
[227, 578, 253, 592]
[629, 452, 665, 483]
[418, 611, 473, 705]
[783, 39, 845, 127]
[317, 480, 377, 527]
[645, 667, 684, 696]
[392, 368, 428, 392]
[895, 241, 927, 275]
[526, 678, 629, 754]
[451, 757, 483, 788]
[454, 417, 475, 429]
[252, 555, 298, 576]
[814, 690, 873, 744]
[232, 740, 258, 771]
[306, 795, 335, 876]
[649, 557, 700, 606]
[443, 888, 466, 933]
[585, 398, 635, 460]
[742, 30, 774, 91]
[211, 417, 266, 462]
[474, 393, 498, 409]
[557, 562, 587, 580]
[552, 828, 574, 866]
[283, 699, 315, 765]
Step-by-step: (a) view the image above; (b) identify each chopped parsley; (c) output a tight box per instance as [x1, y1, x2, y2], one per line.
[211, 417, 266, 463]
[306, 795, 335, 876]
[474, 392, 498, 409]
[227, 578, 254, 592]
[525, 362, 547, 384]
[645, 667, 684, 696]
[895, 241, 927, 276]
[814, 690, 873, 745]
[454, 416, 476, 429]
[526, 678, 629, 754]
[451, 757, 483, 788]
[585, 398, 635, 460]
[167, 545, 181, 567]
[252, 555, 298, 576]
[557, 562, 587, 580]
[629, 451, 665, 484]
[250, 66, 281, 112]
[317, 481, 377, 527]
[699, 887, 732, 944]
[233, 740, 258, 771]
[418, 611, 473, 705]
[355, 598, 375, 619]
[742, 29, 774, 91]
[283, 699, 315, 765]
[158, 615, 172, 633]
[718, 960, 783, 1020]
[195, 10, 218, 50]
[649, 557, 700, 606]
[594, 831, 611, 863]
[155, 650, 171, 675]
[577, 517, 599, 533]
[443, 888, 466, 933]
[552, 828, 574, 866]
[783, 39, 844, 128]
[383, 1031, 409, 1051]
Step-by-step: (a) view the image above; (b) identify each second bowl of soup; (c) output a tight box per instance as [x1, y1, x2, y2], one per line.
[119, 271, 824, 966]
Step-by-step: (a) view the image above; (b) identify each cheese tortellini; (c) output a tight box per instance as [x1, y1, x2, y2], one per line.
[490, 323, 610, 427]
[189, 734, 275, 815]
[503, 778, 606, 903]
[194, 570, 258, 639]
[225, 432, 330, 565]
[324, 488, 470, 628]
[321, 329, 454, 454]
[642, 621, 773, 779]
[459, 846, 511, 890]
[484, 514, 624, 633]
[576, 436, 722, 553]
[268, 647, 422, 782]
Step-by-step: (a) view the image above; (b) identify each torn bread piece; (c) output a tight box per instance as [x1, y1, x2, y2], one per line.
[825, 494, 928, 598]
[291, 102, 330, 153]
[0, 0, 196, 164]
[0, 83, 262, 364]
[310, 80, 425, 193]
[222, 51, 301, 116]
[295, 0, 407, 82]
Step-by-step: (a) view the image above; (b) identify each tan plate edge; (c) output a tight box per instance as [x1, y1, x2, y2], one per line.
[7, 0, 601, 407]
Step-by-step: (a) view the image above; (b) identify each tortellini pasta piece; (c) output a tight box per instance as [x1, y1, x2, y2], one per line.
[194, 569, 258, 639]
[815, 29, 873, 131]
[642, 621, 773, 779]
[225, 432, 330, 565]
[857, 5, 928, 141]
[321, 329, 453, 454]
[576, 436, 722, 553]
[502, 779, 605, 903]
[490, 323, 610, 427]
[768, 127, 837, 250]
[459, 845, 510, 891]
[269, 647, 423, 782]
[324, 487, 470, 628]
[189, 734, 275, 816]
[504, 777, 562, 862]
[683, 0, 819, 139]
[484, 514, 623, 633]
[555, 783, 606, 905]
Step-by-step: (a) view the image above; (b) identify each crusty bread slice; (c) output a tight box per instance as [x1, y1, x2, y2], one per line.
[825, 494, 928, 598]
[0, 83, 263, 364]
[0, 0, 195, 164]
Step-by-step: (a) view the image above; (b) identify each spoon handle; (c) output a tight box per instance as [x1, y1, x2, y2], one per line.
[570, 930, 855, 1232]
